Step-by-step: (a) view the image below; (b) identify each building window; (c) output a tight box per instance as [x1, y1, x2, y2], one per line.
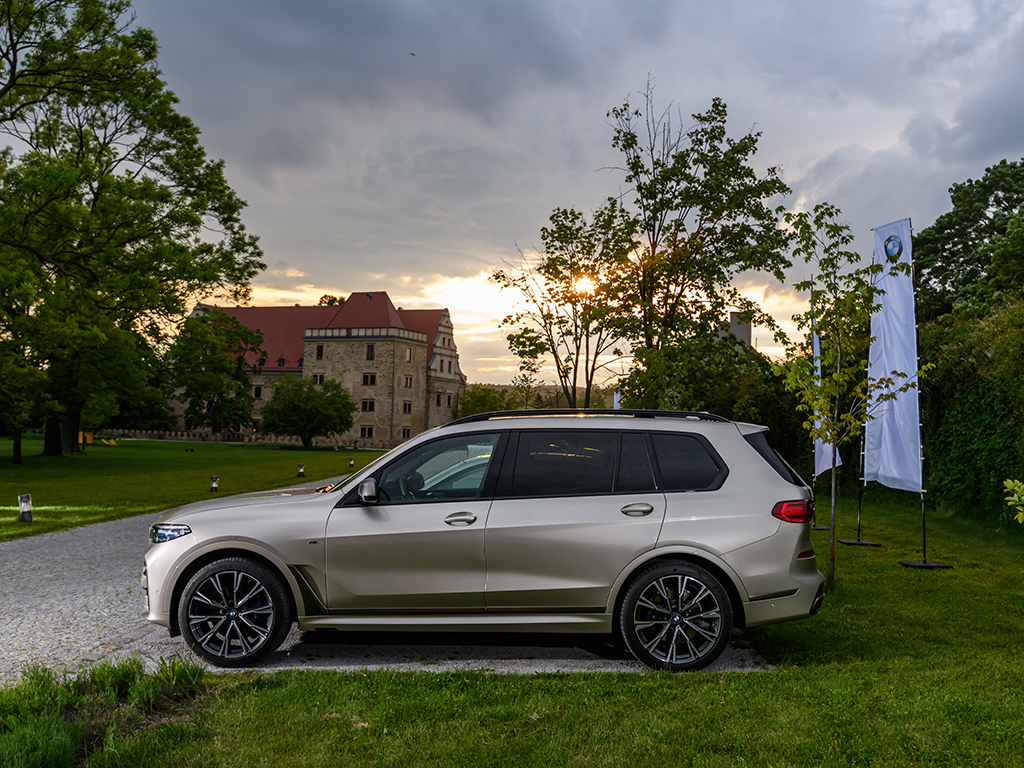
[447, 393, 453, 407]
[404, 375, 413, 388]
[406, 347, 412, 362]
[361, 399, 375, 412]
[403, 401, 412, 414]
[366, 343, 375, 360]
[360, 426, 374, 438]
[402, 427, 411, 440]
[312, 374, 325, 385]
[447, 360, 452, 373]
[315, 345, 324, 360]
[277, 358, 286, 367]
[298, 358, 304, 367]
[254, 386, 262, 399]
[436, 393, 442, 407]
[257, 358, 266, 367]
[362, 373, 376, 386]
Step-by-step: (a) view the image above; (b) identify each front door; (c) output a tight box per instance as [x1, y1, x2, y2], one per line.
[325, 432, 502, 611]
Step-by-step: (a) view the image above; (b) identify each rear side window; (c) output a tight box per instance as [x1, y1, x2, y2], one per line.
[743, 431, 805, 486]
[617, 433, 657, 493]
[510, 431, 617, 497]
[651, 433, 727, 491]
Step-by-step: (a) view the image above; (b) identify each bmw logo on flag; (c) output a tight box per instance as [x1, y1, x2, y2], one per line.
[884, 235, 903, 259]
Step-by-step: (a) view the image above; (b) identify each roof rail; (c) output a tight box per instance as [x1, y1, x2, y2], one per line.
[446, 409, 730, 426]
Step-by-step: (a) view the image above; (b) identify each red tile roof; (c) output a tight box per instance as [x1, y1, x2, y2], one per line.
[204, 293, 454, 371]
[213, 305, 343, 370]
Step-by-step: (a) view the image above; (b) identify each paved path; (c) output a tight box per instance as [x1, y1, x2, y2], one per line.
[1, 485, 771, 686]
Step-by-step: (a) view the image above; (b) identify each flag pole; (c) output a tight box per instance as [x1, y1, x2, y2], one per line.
[897, 218, 951, 569]
[840, 428, 879, 546]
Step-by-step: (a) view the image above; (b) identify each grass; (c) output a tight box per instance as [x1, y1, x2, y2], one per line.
[4, 441, 1024, 765]
[0, 656, 207, 768]
[0, 435, 385, 542]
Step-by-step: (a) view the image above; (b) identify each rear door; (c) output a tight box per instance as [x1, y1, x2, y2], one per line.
[484, 430, 665, 610]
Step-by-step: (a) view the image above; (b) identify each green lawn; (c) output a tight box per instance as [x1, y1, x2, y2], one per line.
[0, 435, 385, 542]
[3, 443, 1024, 766]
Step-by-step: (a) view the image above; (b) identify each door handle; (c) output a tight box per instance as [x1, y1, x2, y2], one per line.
[444, 512, 478, 527]
[620, 503, 654, 517]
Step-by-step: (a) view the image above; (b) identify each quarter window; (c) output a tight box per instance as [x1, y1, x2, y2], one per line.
[650, 433, 727, 491]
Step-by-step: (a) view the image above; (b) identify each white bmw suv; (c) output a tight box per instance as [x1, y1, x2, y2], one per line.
[143, 410, 824, 671]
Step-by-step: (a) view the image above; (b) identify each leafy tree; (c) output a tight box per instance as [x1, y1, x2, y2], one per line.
[493, 203, 631, 407]
[258, 376, 357, 449]
[0, 0, 153, 129]
[454, 384, 508, 418]
[0, 2, 264, 453]
[167, 309, 264, 434]
[605, 82, 791, 352]
[318, 294, 345, 306]
[784, 203, 920, 586]
[919, 298, 1024, 519]
[915, 158, 1024, 319]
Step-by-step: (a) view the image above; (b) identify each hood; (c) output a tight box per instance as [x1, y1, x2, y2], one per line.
[154, 483, 340, 525]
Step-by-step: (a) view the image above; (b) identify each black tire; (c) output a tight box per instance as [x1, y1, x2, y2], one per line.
[620, 561, 733, 671]
[178, 558, 292, 667]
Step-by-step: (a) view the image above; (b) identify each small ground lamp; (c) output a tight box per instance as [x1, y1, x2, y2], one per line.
[19, 494, 33, 523]
[210, 476, 219, 492]
[298, 463, 305, 477]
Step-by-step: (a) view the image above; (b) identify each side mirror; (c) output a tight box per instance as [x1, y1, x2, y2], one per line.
[357, 478, 378, 505]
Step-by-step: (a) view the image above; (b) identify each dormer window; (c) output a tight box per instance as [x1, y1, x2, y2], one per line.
[298, 358, 304, 367]
[257, 358, 266, 367]
[277, 358, 286, 367]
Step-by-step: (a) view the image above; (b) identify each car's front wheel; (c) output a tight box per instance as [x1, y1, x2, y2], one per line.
[179, 558, 291, 667]
[620, 561, 733, 671]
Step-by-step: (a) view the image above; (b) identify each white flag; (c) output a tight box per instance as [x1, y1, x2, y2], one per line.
[864, 219, 923, 493]
[812, 332, 842, 477]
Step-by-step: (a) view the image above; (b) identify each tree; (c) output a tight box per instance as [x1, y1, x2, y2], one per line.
[166, 309, 264, 434]
[318, 294, 345, 306]
[493, 203, 631, 407]
[784, 203, 918, 587]
[454, 384, 508, 418]
[605, 82, 791, 352]
[915, 158, 1024, 319]
[258, 376, 357, 449]
[0, 2, 264, 453]
[0, 0, 154, 129]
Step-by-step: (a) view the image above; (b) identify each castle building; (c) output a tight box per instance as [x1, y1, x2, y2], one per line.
[188, 291, 466, 446]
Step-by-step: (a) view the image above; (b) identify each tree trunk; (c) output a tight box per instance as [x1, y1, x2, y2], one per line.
[12, 429, 23, 465]
[61, 403, 83, 454]
[43, 414, 63, 457]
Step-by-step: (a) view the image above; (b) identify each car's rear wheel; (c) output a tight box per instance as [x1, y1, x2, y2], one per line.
[620, 561, 732, 671]
[179, 558, 291, 667]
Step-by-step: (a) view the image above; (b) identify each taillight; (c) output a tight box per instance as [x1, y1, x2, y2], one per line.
[772, 499, 814, 524]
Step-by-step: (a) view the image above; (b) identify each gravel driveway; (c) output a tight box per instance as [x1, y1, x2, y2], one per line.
[0, 487, 771, 686]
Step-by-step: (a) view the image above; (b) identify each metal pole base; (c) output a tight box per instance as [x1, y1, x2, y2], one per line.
[839, 539, 881, 547]
[898, 560, 953, 570]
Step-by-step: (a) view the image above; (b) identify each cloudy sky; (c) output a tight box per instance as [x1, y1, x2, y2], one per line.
[132, 0, 1024, 383]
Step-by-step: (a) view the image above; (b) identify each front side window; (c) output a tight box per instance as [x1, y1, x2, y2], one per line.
[510, 431, 617, 497]
[377, 433, 501, 504]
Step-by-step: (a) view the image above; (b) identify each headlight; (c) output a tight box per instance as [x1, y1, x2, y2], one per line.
[150, 523, 193, 543]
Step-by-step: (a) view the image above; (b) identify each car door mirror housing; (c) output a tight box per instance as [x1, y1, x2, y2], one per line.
[357, 478, 378, 505]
